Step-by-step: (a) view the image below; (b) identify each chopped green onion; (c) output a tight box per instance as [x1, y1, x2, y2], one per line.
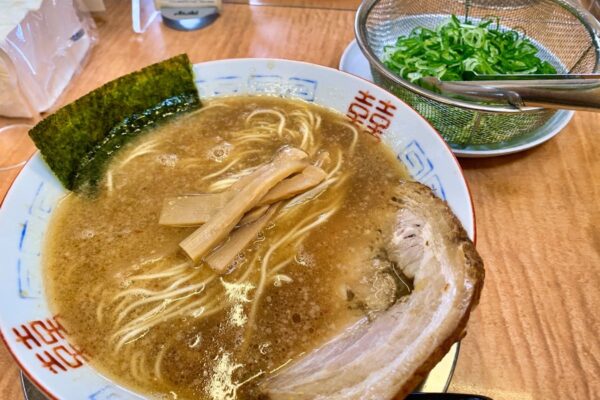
[382, 15, 557, 84]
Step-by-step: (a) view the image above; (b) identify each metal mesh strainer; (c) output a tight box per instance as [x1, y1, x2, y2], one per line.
[355, 0, 600, 147]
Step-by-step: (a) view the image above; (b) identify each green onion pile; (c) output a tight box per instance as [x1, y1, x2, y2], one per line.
[382, 15, 557, 83]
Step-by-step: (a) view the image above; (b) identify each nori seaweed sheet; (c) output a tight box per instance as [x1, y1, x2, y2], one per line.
[29, 54, 201, 192]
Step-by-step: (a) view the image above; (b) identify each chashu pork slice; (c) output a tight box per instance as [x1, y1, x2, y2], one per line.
[262, 181, 484, 400]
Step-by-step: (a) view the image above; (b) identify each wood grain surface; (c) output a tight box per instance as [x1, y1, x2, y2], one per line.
[1, 1, 599, 399]
[224, 0, 361, 9]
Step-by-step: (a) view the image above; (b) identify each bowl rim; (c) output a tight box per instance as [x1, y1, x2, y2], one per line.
[354, 0, 600, 114]
[0, 57, 476, 400]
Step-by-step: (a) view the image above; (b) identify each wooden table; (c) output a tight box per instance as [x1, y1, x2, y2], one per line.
[1, 1, 598, 399]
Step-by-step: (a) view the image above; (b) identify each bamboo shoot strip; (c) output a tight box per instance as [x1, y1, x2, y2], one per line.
[160, 165, 326, 226]
[238, 205, 270, 226]
[206, 203, 281, 273]
[179, 147, 307, 263]
[159, 192, 232, 227]
[260, 165, 326, 205]
[159, 163, 271, 227]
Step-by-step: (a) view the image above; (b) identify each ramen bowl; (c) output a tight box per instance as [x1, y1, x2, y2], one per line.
[0, 58, 474, 399]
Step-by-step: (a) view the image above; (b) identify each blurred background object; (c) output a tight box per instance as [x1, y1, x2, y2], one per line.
[132, 0, 160, 33]
[155, 0, 222, 31]
[578, 0, 600, 19]
[223, 0, 360, 10]
[0, 0, 96, 118]
[132, 1, 360, 33]
[0, 124, 34, 171]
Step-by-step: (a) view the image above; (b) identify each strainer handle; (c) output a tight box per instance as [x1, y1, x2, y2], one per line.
[423, 77, 600, 112]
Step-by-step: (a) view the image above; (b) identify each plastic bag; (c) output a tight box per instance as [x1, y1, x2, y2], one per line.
[0, 0, 96, 118]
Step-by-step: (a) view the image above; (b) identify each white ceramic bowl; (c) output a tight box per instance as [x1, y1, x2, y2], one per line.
[0, 59, 474, 399]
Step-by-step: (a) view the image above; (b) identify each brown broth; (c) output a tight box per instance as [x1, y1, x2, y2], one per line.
[44, 96, 411, 399]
